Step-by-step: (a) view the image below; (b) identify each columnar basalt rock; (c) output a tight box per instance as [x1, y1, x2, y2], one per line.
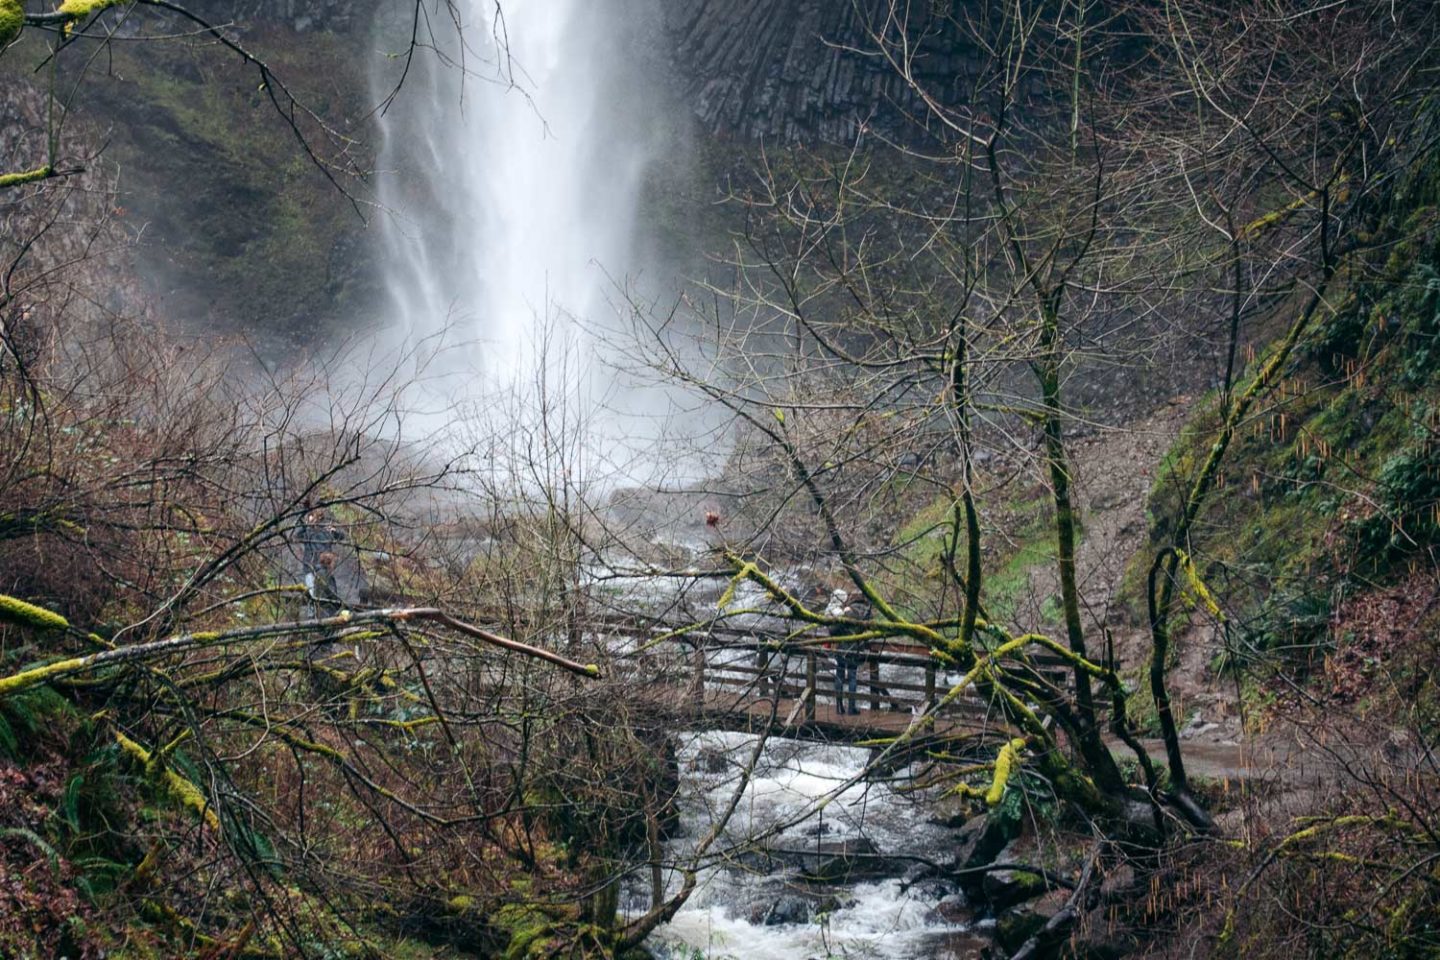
[660, 0, 983, 143]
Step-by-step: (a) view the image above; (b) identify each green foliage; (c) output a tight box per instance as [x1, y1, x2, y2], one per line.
[1133, 197, 1440, 673]
[1233, 586, 1333, 676]
[71, 855, 129, 902]
[0, 827, 60, 873]
[48, 742, 137, 881]
[1350, 433, 1440, 564]
[0, 0, 21, 48]
[0, 683, 76, 757]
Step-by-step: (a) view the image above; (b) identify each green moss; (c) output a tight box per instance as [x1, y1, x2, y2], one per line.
[33, 28, 376, 345]
[0, 656, 89, 699]
[494, 904, 556, 960]
[114, 730, 221, 831]
[986, 539, 1055, 624]
[57, 0, 131, 17]
[985, 737, 1027, 805]
[0, 593, 70, 630]
[0, 1, 23, 49]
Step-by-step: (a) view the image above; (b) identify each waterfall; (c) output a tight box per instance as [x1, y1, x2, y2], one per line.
[371, 0, 660, 440]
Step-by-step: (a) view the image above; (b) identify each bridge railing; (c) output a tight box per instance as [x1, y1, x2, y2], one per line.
[597, 620, 1074, 724]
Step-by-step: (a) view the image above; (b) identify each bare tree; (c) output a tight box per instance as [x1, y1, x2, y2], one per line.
[612, 0, 1440, 951]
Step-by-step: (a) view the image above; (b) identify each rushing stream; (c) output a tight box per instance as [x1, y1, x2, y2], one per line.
[636, 731, 984, 960]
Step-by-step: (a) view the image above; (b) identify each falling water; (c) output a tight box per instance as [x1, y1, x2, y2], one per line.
[371, 0, 662, 434]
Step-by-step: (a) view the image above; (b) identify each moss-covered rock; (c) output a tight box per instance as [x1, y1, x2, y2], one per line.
[983, 866, 1050, 912]
[0, 18, 381, 349]
[995, 898, 1056, 954]
[0, 0, 23, 48]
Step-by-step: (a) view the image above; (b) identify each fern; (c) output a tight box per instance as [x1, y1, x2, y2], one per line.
[58, 773, 85, 835]
[0, 827, 60, 875]
[71, 856, 128, 902]
[0, 683, 77, 758]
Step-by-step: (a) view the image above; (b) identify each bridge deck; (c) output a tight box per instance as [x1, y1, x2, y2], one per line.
[634, 684, 963, 740]
[611, 627, 1068, 744]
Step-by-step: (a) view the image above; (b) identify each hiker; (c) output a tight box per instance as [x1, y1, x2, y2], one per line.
[844, 592, 900, 711]
[297, 506, 345, 619]
[825, 588, 862, 715]
[754, 633, 779, 701]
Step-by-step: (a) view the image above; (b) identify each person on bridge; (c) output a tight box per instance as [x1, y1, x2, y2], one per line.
[825, 588, 862, 715]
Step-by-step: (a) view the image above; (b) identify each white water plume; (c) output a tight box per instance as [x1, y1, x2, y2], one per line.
[370, 0, 689, 477]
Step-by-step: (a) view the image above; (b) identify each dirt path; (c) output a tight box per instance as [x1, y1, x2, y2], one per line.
[1108, 735, 1355, 785]
[1025, 403, 1248, 747]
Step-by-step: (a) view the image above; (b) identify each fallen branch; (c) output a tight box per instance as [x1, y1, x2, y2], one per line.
[0, 606, 601, 699]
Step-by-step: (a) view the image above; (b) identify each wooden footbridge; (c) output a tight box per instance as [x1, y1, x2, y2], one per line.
[597, 619, 1073, 744]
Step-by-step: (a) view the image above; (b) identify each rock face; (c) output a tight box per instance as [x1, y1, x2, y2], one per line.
[660, 0, 985, 143]
[186, 0, 364, 33]
[201, 0, 976, 145]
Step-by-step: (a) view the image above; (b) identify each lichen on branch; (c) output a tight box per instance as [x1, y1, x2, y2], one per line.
[56, 0, 132, 17]
[0, 593, 70, 631]
[115, 729, 221, 831]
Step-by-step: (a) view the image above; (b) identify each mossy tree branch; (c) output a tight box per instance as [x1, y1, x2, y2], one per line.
[0, 604, 601, 700]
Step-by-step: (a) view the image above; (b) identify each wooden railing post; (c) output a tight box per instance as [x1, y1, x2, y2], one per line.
[924, 662, 936, 708]
[805, 651, 816, 722]
[691, 643, 705, 704]
[867, 655, 881, 712]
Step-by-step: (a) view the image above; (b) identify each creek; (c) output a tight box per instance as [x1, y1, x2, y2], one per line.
[631, 730, 988, 960]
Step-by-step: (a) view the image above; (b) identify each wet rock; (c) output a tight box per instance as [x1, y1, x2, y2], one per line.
[954, 812, 1021, 899]
[760, 894, 813, 926]
[994, 890, 1069, 954]
[934, 893, 970, 924]
[902, 860, 954, 897]
[927, 794, 975, 828]
[660, 0, 986, 144]
[915, 930, 996, 959]
[908, 876, 956, 902]
[745, 891, 847, 927]
[794, 837, 905, 882]
[982, 868, 1048, 911]
[690, 746, 728, 774]
[1180, 714, 1220, 740]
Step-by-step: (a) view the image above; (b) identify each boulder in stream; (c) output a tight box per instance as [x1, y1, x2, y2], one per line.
[744, 891, 847, 926]
[757, 894, 813, 926]
[982, 866, 1050, 911]
[794, 837, 907, 882]
[954, 812, 1021, 899]
[689, 745, 728, 774]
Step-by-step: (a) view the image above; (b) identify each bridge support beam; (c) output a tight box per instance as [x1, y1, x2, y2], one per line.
[804, 652, 816, 722]
[691, 645, 705, 701]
